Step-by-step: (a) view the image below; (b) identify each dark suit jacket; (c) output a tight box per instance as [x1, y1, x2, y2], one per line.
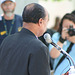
[0, 28, 50, 75]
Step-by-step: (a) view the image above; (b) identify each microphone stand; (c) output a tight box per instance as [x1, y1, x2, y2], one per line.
[52, 43, 75, 74]
[61, 49, 75, 75]
[54, 44, 75, 68]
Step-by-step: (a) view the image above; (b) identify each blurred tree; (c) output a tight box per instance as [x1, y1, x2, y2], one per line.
[41, 0, 72, 1]
[52, 0, 64, 1]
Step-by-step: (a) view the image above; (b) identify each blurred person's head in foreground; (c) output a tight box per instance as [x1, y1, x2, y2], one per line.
[1, 0, 16, 17]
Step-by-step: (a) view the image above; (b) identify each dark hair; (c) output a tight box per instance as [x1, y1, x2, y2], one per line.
[58, 13, 75, 34]
[71, 10, 75, 15]
[22, 3, 46, 23]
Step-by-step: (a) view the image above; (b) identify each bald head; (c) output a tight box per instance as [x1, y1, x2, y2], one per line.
[22, 3, 46, 23]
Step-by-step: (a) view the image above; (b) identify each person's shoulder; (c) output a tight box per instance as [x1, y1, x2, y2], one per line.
[0, 16, 2, 21]
[52, 32, 60, 37]
[3, 33, 16, 41]
[32, 39, 48, 51]
[34, 38, 46, 46]
[15, 14, 23, 22]
[0, 16, 3, 25]
[15, 14, 22, 18]
[0, 33, 15, 46]
[52, 32, 60, 42]
[30, 39, 48, 55]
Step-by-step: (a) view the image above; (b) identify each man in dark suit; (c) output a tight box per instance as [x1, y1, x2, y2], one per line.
[0, 3, 50, 75]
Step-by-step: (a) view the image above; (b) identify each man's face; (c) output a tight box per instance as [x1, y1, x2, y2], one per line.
[38, 11, 49, 37]
[43, 12, 49, 33]
[1, 1, 16, 17]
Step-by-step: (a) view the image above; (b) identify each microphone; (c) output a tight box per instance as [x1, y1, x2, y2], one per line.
[44, 33, 75, 68]
[44, 33, 66, 54]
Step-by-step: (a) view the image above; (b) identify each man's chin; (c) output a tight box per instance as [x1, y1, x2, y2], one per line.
[5, 12, 14, 17]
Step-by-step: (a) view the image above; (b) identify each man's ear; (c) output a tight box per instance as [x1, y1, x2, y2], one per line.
[38, 18, 43, 26]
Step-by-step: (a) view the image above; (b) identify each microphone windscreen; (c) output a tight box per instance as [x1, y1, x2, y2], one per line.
[44, 33, 52, 43]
